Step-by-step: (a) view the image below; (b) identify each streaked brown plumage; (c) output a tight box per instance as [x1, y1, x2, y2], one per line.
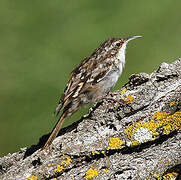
[42, 35, 142, 149]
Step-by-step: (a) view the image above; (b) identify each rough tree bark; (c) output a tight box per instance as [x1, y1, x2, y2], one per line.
[0, 59, 181, 180]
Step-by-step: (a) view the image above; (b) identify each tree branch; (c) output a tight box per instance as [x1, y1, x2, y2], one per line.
[0, 59, 181, 180]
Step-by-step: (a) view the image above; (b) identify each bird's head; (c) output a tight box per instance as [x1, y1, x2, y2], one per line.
[97, 35, 142, 63]
[99, 35, 142, 57]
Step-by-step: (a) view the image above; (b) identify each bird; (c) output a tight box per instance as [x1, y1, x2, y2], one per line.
[42, 35, 142, 149]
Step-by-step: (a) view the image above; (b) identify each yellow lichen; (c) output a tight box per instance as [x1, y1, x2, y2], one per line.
[65, 156, 72, 165]
[120, 88, 127, 95]
[48, 163, 54, 166]
[101, 150, 105, 154]
[45, 174, 50, 178]
[124, 124, 136, 139]
[170, 101, 175, 107]
[170, 101, 178, 107]
[165, 157, 170, 164]
[131, 140, 140, 146]
[124, 94, 134, 104]
[54, 164, 64, 173]
[54, 155, 72, 173]
[85, 167, 99, 179]
[107, 137, 124, 150]
[152, 111, 169, 120]
[163, 172, 178, 180]
[92, 150, 100, 155]
[103, 169, 109, 173]
[24, 176, 37, 180]
[125, 111, 181, 144]
[154, 173, 160, 179]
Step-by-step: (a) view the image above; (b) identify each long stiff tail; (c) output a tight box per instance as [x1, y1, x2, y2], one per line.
[42, 112, 67, 150]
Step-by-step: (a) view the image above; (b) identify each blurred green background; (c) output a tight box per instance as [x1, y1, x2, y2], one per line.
[0, 0, 181, 156]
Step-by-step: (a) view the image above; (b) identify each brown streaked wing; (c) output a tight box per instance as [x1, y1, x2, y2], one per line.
[63, 58, 113, 101]
[89, 61, 113, 84]
[57, 39, 115, 111]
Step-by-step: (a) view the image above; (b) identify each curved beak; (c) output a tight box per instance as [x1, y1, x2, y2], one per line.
[123, 35, 143, 42]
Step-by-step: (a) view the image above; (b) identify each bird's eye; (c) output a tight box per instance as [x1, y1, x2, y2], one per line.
[116, 42, 121, 47]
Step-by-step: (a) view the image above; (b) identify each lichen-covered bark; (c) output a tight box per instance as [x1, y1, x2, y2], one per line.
[0, 59, 181, 180]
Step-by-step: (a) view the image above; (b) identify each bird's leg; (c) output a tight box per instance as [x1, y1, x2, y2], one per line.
[107, 91, 117, 97]
[101, 92, 127, 105]
[102, 97, 126, 105]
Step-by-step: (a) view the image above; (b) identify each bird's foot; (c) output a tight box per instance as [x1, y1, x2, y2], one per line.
[102, 97, 127, 105]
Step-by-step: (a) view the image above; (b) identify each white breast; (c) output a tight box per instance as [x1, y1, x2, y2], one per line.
[117, 42, 127, 75]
